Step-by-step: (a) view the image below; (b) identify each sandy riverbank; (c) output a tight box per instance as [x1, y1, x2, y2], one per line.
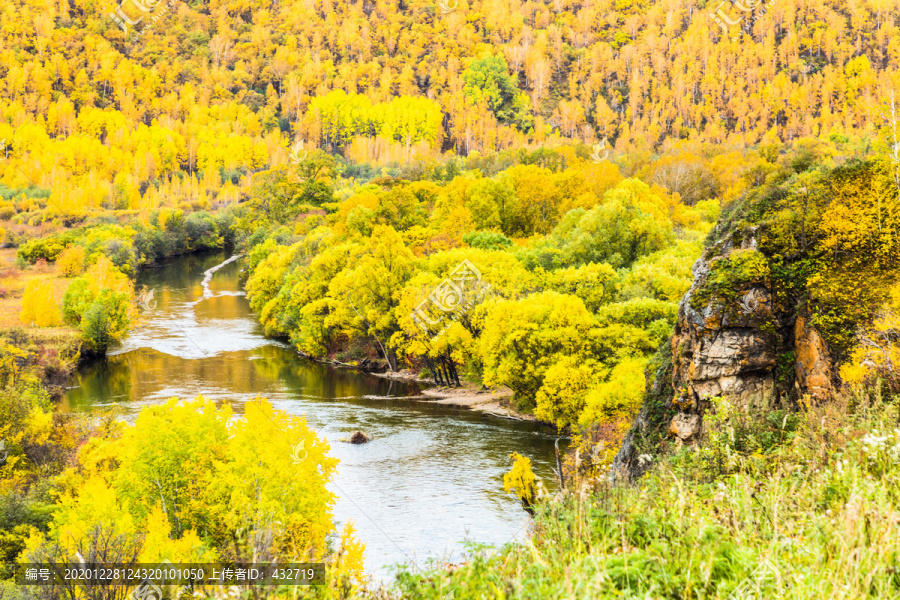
[370, 368, 542, 422]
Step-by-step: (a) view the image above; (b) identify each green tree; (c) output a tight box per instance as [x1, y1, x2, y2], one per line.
[462, 55, 533, 131]
[546, 192, 674, 269]
[61, 278, 93, 326]
[295, 150, 338, 207]
[375, 185, 428, 231]
[465, 178, 518, 232]
[328, 226, 416, 371]
[462, 230, 513, 250]
[247, 166, 297, 224]
[479, 291, 601, 409]
[80, 290, 131, 354]
[246, 152, 336, 227]
[61, 257, 134, 353]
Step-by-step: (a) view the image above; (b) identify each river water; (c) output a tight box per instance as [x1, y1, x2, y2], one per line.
[62, 252, 560, 581]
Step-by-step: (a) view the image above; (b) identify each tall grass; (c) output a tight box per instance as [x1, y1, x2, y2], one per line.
[389, 390, 900, 599]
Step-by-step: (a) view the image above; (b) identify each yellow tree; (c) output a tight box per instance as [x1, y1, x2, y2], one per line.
[20, 280, 61, 327]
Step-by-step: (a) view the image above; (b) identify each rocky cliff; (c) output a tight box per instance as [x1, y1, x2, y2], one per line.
[613, 226, 838, 479]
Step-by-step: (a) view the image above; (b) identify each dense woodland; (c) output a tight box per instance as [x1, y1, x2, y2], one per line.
[0, 0, 900, 597]
[2, 0, 900, 210]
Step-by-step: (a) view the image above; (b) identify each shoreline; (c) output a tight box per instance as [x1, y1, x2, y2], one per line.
[68, 247, 544, 427]
[361, 366, 546, 423]
[299, 353, 546, 423]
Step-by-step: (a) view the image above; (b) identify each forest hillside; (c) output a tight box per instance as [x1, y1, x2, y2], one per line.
[0, 0, 899, 598]
[2, 0, 900, 212]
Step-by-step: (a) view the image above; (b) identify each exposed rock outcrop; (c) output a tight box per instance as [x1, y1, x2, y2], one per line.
[613, 231, 838, 481]
[669, 413, 702, 443]
[794, 308, 834, 401]
[665, 241, 782, 442]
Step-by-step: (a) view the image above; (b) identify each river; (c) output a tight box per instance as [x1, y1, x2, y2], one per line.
[61, 251, 560, 581]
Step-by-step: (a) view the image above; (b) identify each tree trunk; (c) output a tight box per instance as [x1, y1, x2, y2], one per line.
[386, 348, 398, 372]
[441, 359, 452, 387]
[427, 357, 443, 385]
[447, 354, 461, 386]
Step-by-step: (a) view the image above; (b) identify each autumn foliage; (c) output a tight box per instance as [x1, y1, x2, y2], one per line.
[1, 0, 899, 215]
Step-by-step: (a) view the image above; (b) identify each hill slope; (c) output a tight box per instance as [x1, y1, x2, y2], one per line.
[1, 0, 899, 210]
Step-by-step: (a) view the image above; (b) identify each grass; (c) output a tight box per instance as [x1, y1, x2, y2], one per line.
[385, 390, 900, 599]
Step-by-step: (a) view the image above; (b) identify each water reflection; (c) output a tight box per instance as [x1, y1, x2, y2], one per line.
[63, 251, 559, 580]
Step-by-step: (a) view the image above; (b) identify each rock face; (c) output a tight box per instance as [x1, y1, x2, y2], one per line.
[673, 310, 776, 405]
[794, 308, 834, 401]
[669, 241, 780, 425]
[669, 413, 702, 443]
[613, 231, 838, 479]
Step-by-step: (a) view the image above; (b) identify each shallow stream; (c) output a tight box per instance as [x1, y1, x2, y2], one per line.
[62, 252, 559, 580]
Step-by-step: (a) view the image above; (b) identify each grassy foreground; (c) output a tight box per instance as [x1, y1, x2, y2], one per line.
[387, 390, 900, 599]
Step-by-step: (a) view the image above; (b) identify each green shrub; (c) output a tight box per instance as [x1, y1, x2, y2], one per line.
[462, 230, 513, 250]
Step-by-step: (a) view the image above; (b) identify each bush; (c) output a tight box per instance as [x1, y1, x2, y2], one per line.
[19, 281, 61, 327]
[462, 230, 513, 250]
[17, 237, 67, 264]
[56, 246, 85, 277]
[61, 257, 134, 354]
[79, 290, 131, 353]
[503, 453, 537, 510]
[22, 397, 352, 593]
[61, 279, 92, 326]
[184, 211, 224, 250]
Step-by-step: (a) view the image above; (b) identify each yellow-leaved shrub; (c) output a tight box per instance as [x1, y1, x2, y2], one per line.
[20, 280, 62, 327]
[840, 282, 900, 396]
[580, 356, 648, 428]
[503, 452, 536, 508]
[57, 245, 85, 277]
